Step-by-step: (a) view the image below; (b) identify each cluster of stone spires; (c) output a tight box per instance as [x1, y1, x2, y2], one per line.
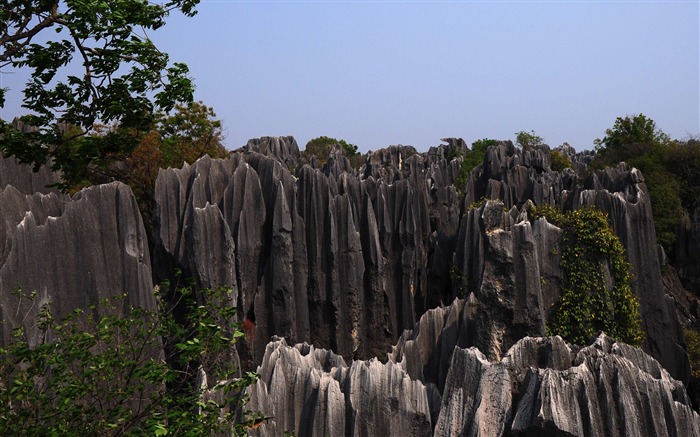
[1, 136, 699, 435]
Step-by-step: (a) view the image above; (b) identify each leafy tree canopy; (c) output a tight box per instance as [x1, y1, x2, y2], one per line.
[63, 101, 228, 238]
[591, 114, 684, 251]
[305, 135, 358, 156]
[0, 0, 200, 174]
[515, 130, 545, 151]
[668, 136, 700, 210]
[594, 113, 669, 153]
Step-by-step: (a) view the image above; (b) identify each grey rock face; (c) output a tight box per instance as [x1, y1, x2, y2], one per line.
[459, 145, 689, 382]
[575, 164, 690, 383]
[244, 136, 301, 169]
[2, 136, 700, 435]
[0, 182, 155, 346]
[507, 334, 700, 437]
[0, 154, 62, 195]
[152, 142, 448, 362]
[150, 138, 691, 385]
[248, 313, 699, 436]
[247, 337, 435, 437]
[433, 332, 700, 437]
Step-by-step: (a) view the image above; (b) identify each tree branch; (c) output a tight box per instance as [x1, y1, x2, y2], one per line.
[0, 2, 60, 63]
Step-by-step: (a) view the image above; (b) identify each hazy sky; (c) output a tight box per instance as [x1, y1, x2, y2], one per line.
[2, 1, 699, 152]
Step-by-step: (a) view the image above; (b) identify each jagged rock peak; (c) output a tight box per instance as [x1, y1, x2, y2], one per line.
[246, 328, 700, 436]
[247, 337, 437, 437]
[437, 332, 700, 437]
[360, 144, 419, 183]
[244, 136, 301, 168]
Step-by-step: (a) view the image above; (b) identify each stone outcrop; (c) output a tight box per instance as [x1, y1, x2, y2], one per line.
[152, 146, 447, 363]
[147, 138, 693, 384]
[436, 332, 700, 437]
[0, 154, 61, 195]
[244, 136, 301, 169]
[247, 337, 436, 437]
[571, 163, 690, 383]
[247, 299, 699, 436]
[3, 135, 700, 434]
[0, 182, 154, 346]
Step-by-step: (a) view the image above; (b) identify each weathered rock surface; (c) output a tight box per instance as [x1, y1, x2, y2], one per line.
[388, 298, 699, 437]
[573, 163, 690, 383]
[3, 135, 700, 434]
[460, 144, 689, 382]
[152, 145, 446, 362]
[247, 337, 436, 437]
[0, 154, 61, 195]
[244, 136, 301, 169]
[0, 182, 155, 345]
[248, 303, 699, 436]
[148, 138, 693, 385]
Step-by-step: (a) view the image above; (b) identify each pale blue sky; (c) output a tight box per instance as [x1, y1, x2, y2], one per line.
[2, 1, 699, 152]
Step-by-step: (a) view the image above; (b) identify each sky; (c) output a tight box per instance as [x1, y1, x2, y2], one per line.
[2, 0, 699, 153]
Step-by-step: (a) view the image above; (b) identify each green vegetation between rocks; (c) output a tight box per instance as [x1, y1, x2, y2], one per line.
[531, 204, 644, 347]
[685, 326, 700, 380]
[0, 284, 259, 436]
[550, 149, 573, 172]
[452, 138, 497, 196]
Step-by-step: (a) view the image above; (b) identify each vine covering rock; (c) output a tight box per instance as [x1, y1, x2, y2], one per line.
[531, 204, 644, 346]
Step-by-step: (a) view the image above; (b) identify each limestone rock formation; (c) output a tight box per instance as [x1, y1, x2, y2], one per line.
[0, 182, 154, 345]
[575, 163, 690, 383]
[247, 301, 699, 436]
[148, 138, 694, 385]
[0, 154, 61, 195]
[3, 134, 700, 435]
[436, 332, 700, 437]
[152, 145, 445, 362]
[247, 337, 435, 437]
[244, 136, 301, 169]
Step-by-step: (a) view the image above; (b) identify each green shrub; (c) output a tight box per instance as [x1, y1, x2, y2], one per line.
[684, 326, 700, 379]
[0, 285, 260, 436]
[591, 115, 684, 252]
[550, 149, 572, 172]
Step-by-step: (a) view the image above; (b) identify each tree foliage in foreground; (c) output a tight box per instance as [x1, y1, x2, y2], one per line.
[0, 285, 259, 436]
[0, 0, 200, 176]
